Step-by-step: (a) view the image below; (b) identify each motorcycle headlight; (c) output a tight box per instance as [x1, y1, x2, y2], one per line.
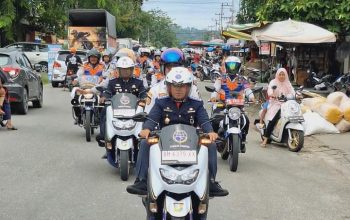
[228, 107, 241, 120]
[287, 102, 301, 116]
[112, 119, 136, 130]
[160, 168, 199, 185]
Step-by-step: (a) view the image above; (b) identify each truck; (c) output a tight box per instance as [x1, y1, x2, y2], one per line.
[68, 9, 117, 50]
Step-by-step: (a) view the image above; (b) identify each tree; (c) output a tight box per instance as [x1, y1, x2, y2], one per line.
[139, 10, 178, 47]
[237, 0, 350, 36]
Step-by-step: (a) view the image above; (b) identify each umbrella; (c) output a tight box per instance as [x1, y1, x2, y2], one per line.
[251, 19, 336, 43]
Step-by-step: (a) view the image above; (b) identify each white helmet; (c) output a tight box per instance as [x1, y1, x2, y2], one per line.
[154, 50, 161, 56]
[116, 56, 135, 68]
[139, 47, 151, 55]
[166, 67, 194, 85]
[224, 56, 242, 75]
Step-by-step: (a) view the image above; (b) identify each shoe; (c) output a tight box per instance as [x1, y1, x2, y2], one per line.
[241, 144, 246, 153]
[209, 181, 229, 197]
[96, 134, 105, 147]
[126, 179, 147, 195]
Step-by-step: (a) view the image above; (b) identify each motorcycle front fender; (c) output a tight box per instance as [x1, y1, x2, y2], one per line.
[165, 196, 191, 218]
[116, 138, 133, 150]
[226, 127, 241, 134]
[285, 122, 304, 131]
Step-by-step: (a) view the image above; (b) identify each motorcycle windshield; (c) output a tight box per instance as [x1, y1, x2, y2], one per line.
[79, 75, 100, 89]
[111, 93, 138, 117]
[159, 124, 199, 165]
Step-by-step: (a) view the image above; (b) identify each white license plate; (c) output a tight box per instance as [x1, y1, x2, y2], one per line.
[81, 98, 95, 102]
[161, 150, 197, 164]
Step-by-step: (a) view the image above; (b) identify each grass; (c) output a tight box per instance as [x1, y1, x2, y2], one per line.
[41, 72, 49, 85]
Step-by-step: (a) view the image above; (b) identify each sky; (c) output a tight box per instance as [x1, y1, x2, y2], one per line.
[142, 0, 240, 30]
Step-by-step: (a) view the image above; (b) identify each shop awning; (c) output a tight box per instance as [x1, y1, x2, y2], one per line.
[251, 19, 336, 43]
[222, 22, 269, 40]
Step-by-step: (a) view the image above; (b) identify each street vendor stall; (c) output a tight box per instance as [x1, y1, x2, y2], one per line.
[251, 19, 337, 86]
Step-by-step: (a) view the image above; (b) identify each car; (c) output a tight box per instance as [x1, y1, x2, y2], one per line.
[5, 42, 49, 73]
[51, 50, 87, 87]
[0, 48, 43, 114]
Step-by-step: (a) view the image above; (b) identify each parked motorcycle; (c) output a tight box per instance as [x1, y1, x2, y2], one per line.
[255, 87, 305, 152]
[209, 62, 221, 83]
[333, 73, 350, 96]
[104, 92, 144, 181]
[132, 119, 220, 220]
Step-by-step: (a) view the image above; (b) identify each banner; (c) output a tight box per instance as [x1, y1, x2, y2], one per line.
[68, 26, 107, 50]
[48, 44, 62, 81]
[259, 42, 270, 55]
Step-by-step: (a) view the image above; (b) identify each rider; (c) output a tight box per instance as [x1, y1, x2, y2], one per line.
[138, 47, 153, 86]
[101, 49, 117, 80]
[65, 47, 82, 74]
[150, 50, 162, 86]
[210, 56, 250, 152]
[72, 48, 104, 124]
[144, 48, 201, 114]
[126, 67, 229, 197]
[261, 68, 297, 147]
[97, 56, 147, 153]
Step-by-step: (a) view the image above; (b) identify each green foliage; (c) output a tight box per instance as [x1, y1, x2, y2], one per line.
[237, 0, 350, 35]
[139, 10, 179, 48]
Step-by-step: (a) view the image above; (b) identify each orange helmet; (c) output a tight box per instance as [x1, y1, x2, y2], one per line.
[70, 47, 77, 53]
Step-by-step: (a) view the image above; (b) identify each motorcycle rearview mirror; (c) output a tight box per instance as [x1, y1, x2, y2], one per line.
[272, 85, 277, 90]
[210, 113, 225, 122]
[95, 86, 105, 93]
[132, 112, 148, 122]
[205, 86, 216, 92]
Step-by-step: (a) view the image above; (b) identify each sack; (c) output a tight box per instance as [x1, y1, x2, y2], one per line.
[302, 97, 326, 111]
[300, 103, 311, 113]
[339, 98, 350, 122]
[335, 119, 350, 133]
[303, 112, 339, 136]
[326, 91, 347, 106]
[313, 103, 343, 124]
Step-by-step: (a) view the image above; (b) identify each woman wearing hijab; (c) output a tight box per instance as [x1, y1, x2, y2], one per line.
[261, 68, 295, 147]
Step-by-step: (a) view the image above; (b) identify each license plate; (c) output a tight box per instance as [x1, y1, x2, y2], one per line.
[54, 74, 59, 78]
[81, 98, 95, 102]
[288, 116, 304, 122]
[226, 99, 244, 106]
[161, 150, 197, 165]
[113, 109, 135, 117]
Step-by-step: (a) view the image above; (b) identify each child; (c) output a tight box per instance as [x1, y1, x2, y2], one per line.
[259, 100, 269, 127]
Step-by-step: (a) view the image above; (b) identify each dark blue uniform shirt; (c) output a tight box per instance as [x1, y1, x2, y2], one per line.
[143, 96, 213, 133]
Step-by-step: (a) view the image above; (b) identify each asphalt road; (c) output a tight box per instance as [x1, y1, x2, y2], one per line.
[1, 83, 350, 220]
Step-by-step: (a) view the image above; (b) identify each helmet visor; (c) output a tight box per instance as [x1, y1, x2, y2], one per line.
[225, 61, 241, 75]
[118, 67, 134, 78]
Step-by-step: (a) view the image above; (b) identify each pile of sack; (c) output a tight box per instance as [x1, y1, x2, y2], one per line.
[301, 92, 350, 135]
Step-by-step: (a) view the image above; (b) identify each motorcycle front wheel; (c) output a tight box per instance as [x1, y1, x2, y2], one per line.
[287, 129, 304, 152]
[85, 110, 92, 142]
[119, 150, 130, 181]
[228, 134, 240, 172]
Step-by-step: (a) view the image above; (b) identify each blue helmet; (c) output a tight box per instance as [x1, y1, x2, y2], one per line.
[161, 48, 184, 65]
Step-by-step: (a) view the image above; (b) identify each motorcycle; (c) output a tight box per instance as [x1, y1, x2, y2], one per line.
[205, 85, 253, 172]
[71, 92, 102, 142]
[131, 117, 221, 220]
[103, 92, 144, 181]
[255, 87, 305, 152]
[333, 73, 350, 96]
[209, 62, 221, 83]
[64, 69, 77, 92]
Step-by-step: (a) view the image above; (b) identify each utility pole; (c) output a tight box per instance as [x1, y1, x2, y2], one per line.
[217, 2, 233, 33]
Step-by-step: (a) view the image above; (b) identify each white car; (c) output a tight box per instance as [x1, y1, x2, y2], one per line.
[5, 42, 49, 72]
[51, 50, 87, 87]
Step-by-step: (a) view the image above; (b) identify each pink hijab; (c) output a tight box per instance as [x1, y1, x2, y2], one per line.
[265, 68, 295, 121]
[268, 68, 295, 98]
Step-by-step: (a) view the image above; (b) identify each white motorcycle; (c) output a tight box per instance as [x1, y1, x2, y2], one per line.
[130, 119, 221, 220]
[104, 93, 144, 181]
[256, 90, 305, 152]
